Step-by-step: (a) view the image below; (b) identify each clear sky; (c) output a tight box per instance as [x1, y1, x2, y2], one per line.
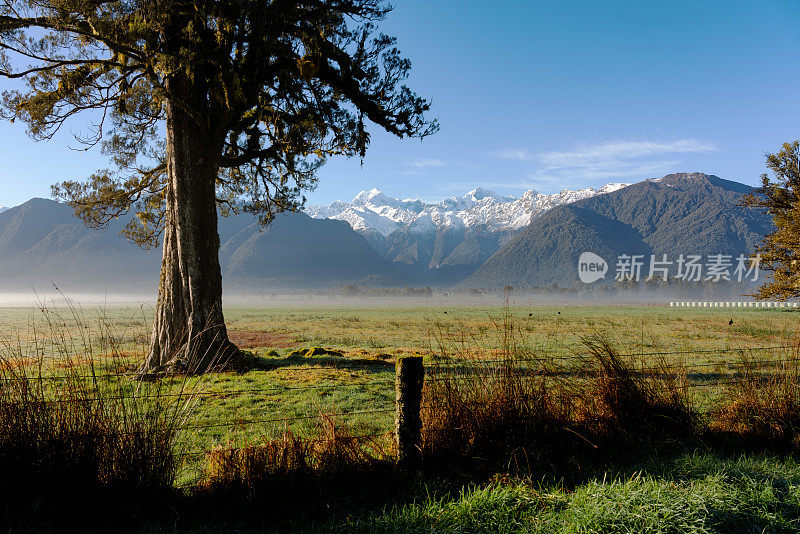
[1, 0, 798, 208]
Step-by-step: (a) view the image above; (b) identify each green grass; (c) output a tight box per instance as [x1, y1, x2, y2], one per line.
[3, 301, 800, 522]
[3, 302, 797, 362]
[317, 453, 800, 533]
[132, 452, 800, 532]
[2, 301, 798, 485]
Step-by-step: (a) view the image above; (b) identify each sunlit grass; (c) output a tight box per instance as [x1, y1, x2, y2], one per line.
[325, 453, 800, 533]
[2, 301, 799, 490]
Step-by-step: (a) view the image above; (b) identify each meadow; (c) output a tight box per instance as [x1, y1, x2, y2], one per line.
[1, 299, 798, 532]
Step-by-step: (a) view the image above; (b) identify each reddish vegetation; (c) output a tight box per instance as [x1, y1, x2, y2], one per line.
[712, 350, 800, 449]
[228, 330, 295, 349]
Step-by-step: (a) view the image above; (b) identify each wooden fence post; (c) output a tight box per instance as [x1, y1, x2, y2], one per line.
[395, 355, 424, 468]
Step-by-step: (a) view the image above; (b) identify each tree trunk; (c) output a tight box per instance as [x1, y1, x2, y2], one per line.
[143, 84, 237, 374]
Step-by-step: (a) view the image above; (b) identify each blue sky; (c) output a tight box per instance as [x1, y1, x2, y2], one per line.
[1, 0, 799, 207]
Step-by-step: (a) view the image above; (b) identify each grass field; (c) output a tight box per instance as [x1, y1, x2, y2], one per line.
[313, 452, 800, 533]
[1, 302, 797, 475]
[1, 300, 799, 531]
[4, 300, 796, 356]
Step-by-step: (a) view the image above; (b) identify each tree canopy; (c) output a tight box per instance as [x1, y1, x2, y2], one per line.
[1, 0, 437, 372]
[743, 141, 800, 300]
[1, 0, 437, 246]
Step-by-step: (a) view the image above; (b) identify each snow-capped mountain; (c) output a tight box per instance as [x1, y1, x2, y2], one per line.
[0, 206, 7, 214]
[306, 183, 629, 237]
[306, 183, 629, 285]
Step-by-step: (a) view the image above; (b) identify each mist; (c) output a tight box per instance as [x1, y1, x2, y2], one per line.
[0, 284, 770, 310]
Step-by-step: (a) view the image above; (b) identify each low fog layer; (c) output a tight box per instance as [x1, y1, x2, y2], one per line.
[0, 288, 768, 309]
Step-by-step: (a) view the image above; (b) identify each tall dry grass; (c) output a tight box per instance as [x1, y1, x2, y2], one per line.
[196, 416, 394, 515]
[203, 417, 390, 486]
[580, 335, 698, 440]
[420, 305, 701, 475]
[0, 299, 193, 517]
[421, 303, 583, 473]
[711, 346, 800, 450]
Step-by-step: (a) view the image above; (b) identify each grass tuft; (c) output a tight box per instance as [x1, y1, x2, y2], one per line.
[580, 335, 699, 440]
[0, 303, 191, 527]
[199, 415, 392, 510]
[712, 348, 800, 450]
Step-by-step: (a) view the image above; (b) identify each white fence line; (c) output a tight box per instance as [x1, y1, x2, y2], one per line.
[669, 301, 797, 308]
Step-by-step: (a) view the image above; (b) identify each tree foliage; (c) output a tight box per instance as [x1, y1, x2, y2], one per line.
[0, 0, 437, 248]
[743, 141, 800, 300]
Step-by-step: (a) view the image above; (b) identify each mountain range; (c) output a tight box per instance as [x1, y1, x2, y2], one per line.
[464, 173, 772, 288]
[0, 199, 403, 292]
[0, 172, 771, 292]
[306, 183, 628, 284]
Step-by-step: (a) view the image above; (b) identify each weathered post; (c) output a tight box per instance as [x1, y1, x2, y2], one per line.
[395, 355, 424, 469]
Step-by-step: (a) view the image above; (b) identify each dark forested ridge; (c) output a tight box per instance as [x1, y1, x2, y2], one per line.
[0, 199, 405, 291]
[463, 173, 773, 289]
[0, 173, 772, 291]
[219, 213, 406, 288]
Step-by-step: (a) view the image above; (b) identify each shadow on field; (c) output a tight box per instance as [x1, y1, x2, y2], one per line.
[230, 348, 395, 375]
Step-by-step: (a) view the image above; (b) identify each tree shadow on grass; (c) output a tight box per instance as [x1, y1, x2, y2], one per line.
[229, 349, 395, 375]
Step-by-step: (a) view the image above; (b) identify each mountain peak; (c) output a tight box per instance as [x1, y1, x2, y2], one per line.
[307, 181, 630, 238]
[352, 188, 391, 205]
[649, 172, 754, 195]
[597, 183, 630, 194]
[651, 172, 716, 185]
[464, 187, 517, 203]
[464, 173, 769, 289]
[466, 187, 498, 200]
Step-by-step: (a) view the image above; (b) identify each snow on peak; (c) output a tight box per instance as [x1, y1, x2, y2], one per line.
[464, 187, 498, 201]
[306, 182, 630, 237]
[599, 183, 629, 194]
[353, 187, 386, 203]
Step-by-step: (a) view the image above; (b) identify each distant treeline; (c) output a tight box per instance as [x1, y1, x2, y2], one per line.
[322, 279, 764, 299]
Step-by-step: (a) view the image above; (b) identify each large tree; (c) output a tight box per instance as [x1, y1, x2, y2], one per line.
[743, 141, 800, 300]
[0, 0, 436, 372]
